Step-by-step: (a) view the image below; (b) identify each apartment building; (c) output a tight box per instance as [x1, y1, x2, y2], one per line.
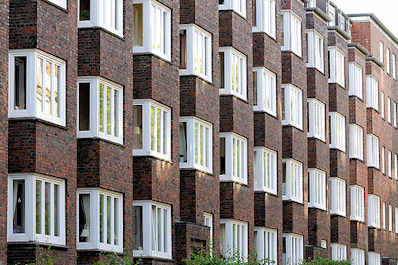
[2, 0, 398, 264]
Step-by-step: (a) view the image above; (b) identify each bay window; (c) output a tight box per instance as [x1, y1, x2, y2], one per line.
[133, 0, 171, 61]
[253, 67, 276, 116]
[282, 159, 303, 203]
[133, 201, 172, 259]
[133, 99, 171, 161]
[220, 133, 248, 185]
[388, 151, 392, 178]
[383, 202, 386, 229]
[366, 75, 379, 111]
[77, 189, 123, 252]
[368, 194, 381, 228]
[77, 77, 124, 144]
[254, 227, 277, 264]
[220, 219, 248, 260]
[351, 249, 365, 265]
[329, 112, 346, 152]
[330, 177, 346, 216]
[367, 134, 379, 168]
[306, 30, 324, 73]
[282, 233, 303, 265]
[281, 10, 302, 57]
[179, 117, 213, 174]
[350, 185, 365, 222]
[393, 54, 396, 79]
[387, 97, 391, 123]
[308, 169, 326, 210]
[381, 92, 385, 118]
[8, 50, 66, 126]
[369, 252, 381, 265]
[381, 147, 385, 174]
[379, 42, 384, 63]
[78, 0, 123, 36]
[254, 147, 277, 194]
[219, 0, 247, 18]
[7, 174, 65, 246]
[179, 24, 212, 82]
[219, 47, 247, 101]
[204, 213, 213, 250]
[349, 124, 363, 160]
[349, 62, 363, 99]
[393, 101, 397, 127]
[307, 98, 325, 141]
[331, 244, 347, 261]
[386, 48, 390, 73]
[282, 84, 303, 130]
[253, 0, 276, 39]
[328, 4, 335, 26]
[328, 47, 345, 87]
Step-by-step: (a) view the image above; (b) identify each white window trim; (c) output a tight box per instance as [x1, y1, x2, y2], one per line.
[350, 185, 365, 222]
[389, 204, 393, 231]
[379, 42, 384, 64]
[348, 62, 363, 99]
[281, 10, 302, 57]
[253, 67, 276, 116]
[392, 54, 396, 79]
[382, 202, 386, 229]
[394, 153, 398, 180]
[331, 243, 347, 261]
[368, 194, 381, 229]
[7, 173, 66, 246]
[349, 124, 363, 161]
[351, 248, 365, 265]
[395, 207, 398, 233]
[76, 188, 123, 253]
[386, 48, 391, 74]
[366, 75, 379, 111]
[308, 169, 326, 210]
[133, 99, 172, 161]
[368, 252, 381, 265]
[133, 201, 172, 260]
[282, 233, 303, 265]
[306, 30, 324, 73]
[179, 24, 212, 82]
[329, 112, 346, 152]
[381, 147, 385, 174]
[254, 146, 277, 194]
[49, 0, 67, 9]
[330, 177, 346, 216]
[252, 0, 276, 39]
[328, 4, 335, 27]
[179, 116, 213, 174]
[282, 84, 303, 130]
[388, 150, 392, 178]
[307, 98, 326, 142]
[282, 159, 303, 204]
[387, 97, 391, 123]
[367, 134, 380, 169]
[380, 92, 384, 118]
[8, 49, 66, 127]
[204, 213, 213, 251]
[254, 227, 277, 265]
[218, 0, 247, 18]
[132, 0, 172, 61]
[328, 47, 345, 88]
[220, 219, 248, 260]
[393, 101, 397, 127]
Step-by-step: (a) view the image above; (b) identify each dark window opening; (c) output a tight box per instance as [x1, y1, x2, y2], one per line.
[14, 57, 26, 110]
[79, 83, 90, 131]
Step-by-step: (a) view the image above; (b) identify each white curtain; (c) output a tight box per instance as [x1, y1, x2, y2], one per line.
[13, 181, 18, 219]
[81, 195, 90, 239]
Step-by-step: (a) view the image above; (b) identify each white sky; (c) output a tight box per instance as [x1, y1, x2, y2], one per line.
[332, 0, 398, 37]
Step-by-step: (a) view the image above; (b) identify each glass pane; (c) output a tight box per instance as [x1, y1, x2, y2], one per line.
[79, 194, 90, 242]
[220, 137, 225, 175]
[114, 90, 119, 137]
[179, 123, 187, 163]
[200, 125, 204, 166]
[151, 106, 155, 151]
[133, 4, 143, 46]
[106, 86, 111, 135]
[107, 196, 111, 244]
[45, 62, 52, 114]
[100, 194, 104, 243]
[14, 57, 26, 110]
[157, 207, 161, 251]
[133, 206, 143, 249]
[79, 0, 90, 21]
[114, 198, 119, 245]
[163, 111, 167, 154]
[13, 180, 25, 233]
[79, 83, 90, 131]
[36, 58, 43, 112]
[54, 65, 60, 117]
[194, 123, 198, 164]
[156, 109, 161, 153]
[253, 71, 257, 106]
[163, 208, 167, 252]
[54, 184, 59, 236]
[99, 84, 104, 132]
[179, 30, 187, 69]
[151, 205, 156, 251]
[36, 180, 42, 234]
[220, 52, 225, 88]
[45, 182, 50, 235]
[133, 105, 143, 149]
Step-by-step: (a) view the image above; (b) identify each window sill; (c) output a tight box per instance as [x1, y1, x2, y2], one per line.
[179, 164, 213, 175]
[133, 250, 172, 261]
[253, 107, 277, 118]
[281, 122, 303, 132]
[133, 150, 172, 163]
[254, 187, 277, 196]
[42, 0, 68, 13]
[9, 116, 67, 130]
[307, 135, 326, 143]
[7, 240, 67, 249]
[132, 49, 171, 64]
[219, 89, 247, 103]
[329, 146, 346, 153]
[77, 133, 124, 146]
[281, 48, 303, 60]
[306, 65, 325, 76]
[179, 71, 213, 85]
[252, 29, 277, 42]
[218, 8, 247, 21]
[330, 211, 346, 217]
[77, 244, 123, 253]
[78, 25, 124, 40]
[220, 176, 247, 186]
[350, 218, 365, 223]
[282, 197, 303, 205]
[308, 204, 327, 211]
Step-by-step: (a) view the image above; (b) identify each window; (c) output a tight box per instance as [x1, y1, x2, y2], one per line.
[282, 84, 303, 130]
[389, 205, 393, 231]
[8, 50, 66, 126]
[350, 185, 365, 222]
[282, 159, 303, 203]
[308, 169, 326, 210]
[78, 0, 123, 36]
[394, 102, 397, 127]
[220, 133, 248, 185]
[328, 47, 345, 87]
[331, 244, 347, 261]
[379, 42, 384, 63]
[179, 24, 212, 82]
[349, 63, 363, 99]
[338, 13, 346, 31]
[393, 54, 396, 79]
[219, 0, 247, 18]
[380, 92, 384, 118]
[368, 194, 381, 228]
[330, 177, 346, 216]
[386, 49, 390, 73]
[133, 201, 172, 259]
[254, 147, 277, 194]
[328, 4, 335, 26]
[349, 124, 363, 160]
[387, 97, 391, 123]
[388, 151, 392, 178]
[382, 202, 386, 229]
[369, 252, 381, 265]
[367, 134, 379, 168]
[7, 174, 65, 245]
[133, 99, 171, 161]
[77, 189, 123, 252]
[395, 153, 398, 180]
[219, 47, 247, 101]
[281, 11, 302, 57]
[253, 67, 276, 116]
[307, 98, 325, 141]
[204, 213, 213, 250]
[220, 219, 248, 259]
[395, 208, 398, 233]
[307, 0, 316, 8]
[254, 227, 277, 264]
[381, 147, 385, 174]
[329, 112, 346, 152]
[179, 117, 213, 174]
[282, 233, 303, 265]
[253, 0, 276, 39]
[306, 30, 324, 73]
[351, 249, 365, 265]
[133, 0, 171, 61]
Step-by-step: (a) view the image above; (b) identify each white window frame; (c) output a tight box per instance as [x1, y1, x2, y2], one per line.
[282, 84, 303, 130]
[179, 24, 212, 82]
[328, 47, 345, 87]
[253, 0, 276, 39]
[50, 0, 67, 9]
[394, 101, 397, 127]
[8, 49, 66, 127]
[331, 243, 347, 261]
[133, 99, 172, 161]
[281, 10, 302, 57]
[307, 98, 325, 141]
[349, 124, 363, 160]
[282, 159, 303, 203]
[351, 248, 365, 265]
[387, 97, 391, 123]
[382, 202, 386, 229]
[7, 174, 66, 246]
[179, 117, 213, 174]
[380, 91, 384, 118]
[133, 201, 172, 259]
[329, 112, 346, 152]
[282, 233, 303, 265]
[368, 194, 381, 228]
[254, 227, 277, 264]
[220, 133, 248, 185]
[393, 54, 396, 79]
[349, 62, 363, 99]
[204, 213, 213, 251]
[328, 4, 335, 27]
[219, 47, 247, 101]
[381, 147, 385, 174]
[394, 153, 398, 180]
[254, 147, 277, 194]
[379, 42, 384, 64]
[389, 205, 393, 231]
[369, 252, 381, 265]
[388, 150, 392, 178]
[386, 48, 391, 74]
[132, 0, 171, 61]
[330, 177, 346, 216]
[220, 219, 248, 260]
[308, 169, 326, 210]
[76, 188, 123, 253]
[367, 134, 379, 169]
[395, 207, 398, 233]
[218, 0, 247, 18]
[306, 30, 324, 73]
[253, 67, 276, 116]
[350, 185, 365, 222]
[77, 77, 124, 145]
[78, 0, 123, 36]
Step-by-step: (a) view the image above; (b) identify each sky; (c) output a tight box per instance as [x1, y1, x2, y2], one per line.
[332, 0, 398, 37]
